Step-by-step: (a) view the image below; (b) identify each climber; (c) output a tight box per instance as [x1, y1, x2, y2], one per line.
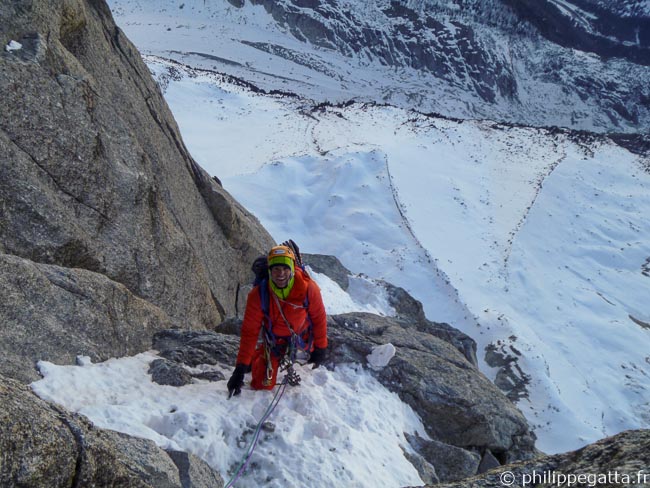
[227, 243, 328, 397]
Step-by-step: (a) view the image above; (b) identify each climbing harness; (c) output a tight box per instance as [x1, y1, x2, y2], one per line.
[258, 278, 314, 387]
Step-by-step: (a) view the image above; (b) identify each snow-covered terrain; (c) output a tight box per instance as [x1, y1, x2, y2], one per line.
[29, 1, 650, 485]
[148, 58, 650, 453]
[33, 356, 426, 488]
[106, 0, 650, 132]
[32, 275, 424, 488]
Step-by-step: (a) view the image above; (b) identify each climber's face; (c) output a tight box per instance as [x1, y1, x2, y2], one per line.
[270, 265, 292, 289]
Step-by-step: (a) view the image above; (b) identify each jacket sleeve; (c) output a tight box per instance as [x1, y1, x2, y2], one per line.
[236, 287, 264, 366]
[307, 281, 328, 349]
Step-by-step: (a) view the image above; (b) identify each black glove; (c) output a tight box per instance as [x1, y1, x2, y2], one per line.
[308, 347, 327, 369]
[227, 364, 249, 398]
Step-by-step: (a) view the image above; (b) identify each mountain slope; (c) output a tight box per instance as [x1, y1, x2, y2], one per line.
[108, 0, 650, 132]
[0, 0, 273, 379]
[105, 0, 650, 454]
[140, 56, 650, 454]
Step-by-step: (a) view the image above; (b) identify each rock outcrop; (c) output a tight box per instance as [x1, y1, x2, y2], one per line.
[0, 254, 174, 383]
[153, 306, 536, 483]
[0, 374, 224, 487]
[423, 429, 650, 488]
[0, 1, 272, 483]
[326, 313, 536, 474]
[0, 0, 273, 382]
[303, 253, 351, 291]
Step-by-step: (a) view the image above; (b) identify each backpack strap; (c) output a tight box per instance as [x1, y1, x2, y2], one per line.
[257, 278, 274, 341]
[258, 278, 283, 357]
[301, 290, 314, 352]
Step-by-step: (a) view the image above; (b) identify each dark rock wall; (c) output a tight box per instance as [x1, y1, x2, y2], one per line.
[0, 374, 223, 487]
[228, 0, 650, 130]
[427, 429, 650, 488]
[248, 0, 517, 103]
[503, 0, 650, 65]
[0, 0, 274, 381]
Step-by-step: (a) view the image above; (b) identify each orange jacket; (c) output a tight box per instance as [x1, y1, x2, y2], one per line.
[236, 268, 328, 366]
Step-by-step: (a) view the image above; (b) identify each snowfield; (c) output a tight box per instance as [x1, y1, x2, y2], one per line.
[147, 58, 650, 454]
[33, 351, 427, 488]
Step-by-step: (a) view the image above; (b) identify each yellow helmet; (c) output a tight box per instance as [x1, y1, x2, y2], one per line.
[267, 245, 295, 270]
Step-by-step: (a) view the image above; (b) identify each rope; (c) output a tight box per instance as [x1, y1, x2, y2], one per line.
[224, 377, 289, 488]
[272, 293, 306, 339]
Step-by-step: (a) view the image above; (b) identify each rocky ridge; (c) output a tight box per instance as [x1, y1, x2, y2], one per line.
[0, 0, 267, 484]
[422, 429, 650, 488]
[0, 0, 273, 383]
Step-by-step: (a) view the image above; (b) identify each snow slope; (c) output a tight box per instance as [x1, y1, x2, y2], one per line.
[32, 353, 426, 488]
[107, 0, 650, 132]
[31, 274, 420, 487]
[143, 58, 650, 454]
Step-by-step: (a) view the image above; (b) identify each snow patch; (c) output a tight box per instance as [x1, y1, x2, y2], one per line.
[310, 269, 396, 316]
[367, 343, 396, 370]
[5, 40, 22, 52]
[31, 353, 427, 487]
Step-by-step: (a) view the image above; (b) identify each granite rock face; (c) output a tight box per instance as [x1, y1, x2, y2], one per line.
[426, 429, 650, 488]
[0, 0, 273, 380]
[326, 313, 536, 468]
[0, 2, 270, 482]
[0, 374, 223, 488]
[0, 253, 174, 383]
